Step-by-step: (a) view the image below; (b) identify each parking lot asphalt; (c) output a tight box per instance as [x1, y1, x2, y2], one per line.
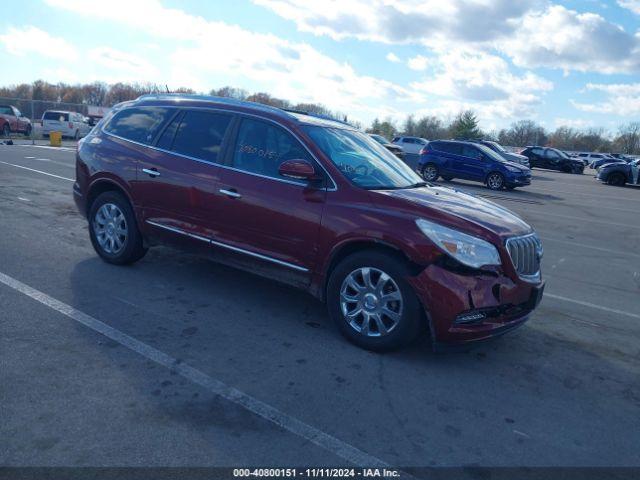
[1, 144, 639, 469]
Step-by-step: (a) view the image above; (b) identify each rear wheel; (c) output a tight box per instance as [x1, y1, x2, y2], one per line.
[88, 191, 147, 265]
[2, 124, 9, 138]
[24, 124, 32, 137]
[327, 250, 423, 351]
[486, 172, 505, 190]
[607, 172, 626, 187]
[74, 129, 79, 140]
[421, 163, 439, 182]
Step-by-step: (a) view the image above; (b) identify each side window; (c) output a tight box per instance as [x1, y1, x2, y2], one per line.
[170, 110, 232, 163]
[156, 112, 182, 151]
[105, 107, 174, 145]
[233, 118, 313, 180]
[402, 138, 413, 144]
[545, 150, 560, 159]
[462, 145, 481, 159]
[531, 148, 543, 156]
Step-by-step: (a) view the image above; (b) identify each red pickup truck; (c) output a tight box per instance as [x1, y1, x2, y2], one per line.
[0, 104, 32, 137]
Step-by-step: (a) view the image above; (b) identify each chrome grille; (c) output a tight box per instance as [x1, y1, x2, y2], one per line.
[506, 233, 542, 281]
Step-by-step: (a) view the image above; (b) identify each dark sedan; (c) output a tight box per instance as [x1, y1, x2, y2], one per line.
[520, 147, 584, 174]
[596, 159, 640, 187]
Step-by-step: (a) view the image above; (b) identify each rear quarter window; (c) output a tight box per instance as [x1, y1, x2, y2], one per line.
[104, 107, 174, 145]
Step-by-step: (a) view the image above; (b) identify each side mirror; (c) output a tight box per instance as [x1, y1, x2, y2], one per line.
[278, 159, 322, 182]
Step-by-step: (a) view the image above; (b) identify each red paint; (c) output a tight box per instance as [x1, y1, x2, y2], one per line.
[74, 96, 544, 348]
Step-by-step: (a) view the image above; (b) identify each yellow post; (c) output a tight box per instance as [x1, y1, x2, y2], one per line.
[50, 131, 62, 147]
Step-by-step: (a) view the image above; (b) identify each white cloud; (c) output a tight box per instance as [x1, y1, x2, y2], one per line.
[503, 5, 640, 74]
[44, 0, 422, 123]
[618, 0, 640, 14]
[571, 82, 640, 116]
[410, 49, 552, 121]
[254, 1, 640, 74]
[553, 117, 593, 129]
[407, 54, 429, 71]
[385, 52, 401, 63]
[0, 25, 78, 60]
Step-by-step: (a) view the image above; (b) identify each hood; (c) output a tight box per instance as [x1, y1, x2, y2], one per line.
[504, 152, 527, 161]
[370, 185, 532, 240]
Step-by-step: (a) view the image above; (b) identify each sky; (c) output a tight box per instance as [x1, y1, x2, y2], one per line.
[0, 0, 639, 131]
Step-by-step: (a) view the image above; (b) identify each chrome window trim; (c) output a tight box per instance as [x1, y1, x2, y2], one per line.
[101, 104, 338, 191]
[505, 232, 543, 284]
[146, 220, 309, 273]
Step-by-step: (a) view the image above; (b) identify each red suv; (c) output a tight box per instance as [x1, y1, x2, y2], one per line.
[74, 95, 544, 351]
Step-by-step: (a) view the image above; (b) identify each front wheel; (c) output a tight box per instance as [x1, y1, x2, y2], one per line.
[24, 125, 32, 137]
[2, 124, 9, 138]
[607, 173, 626, 187]
[486, 172, 505, 190]
[327, 251, 423, 351]
[88, 191, 147, 265]
[421, 163, 439, 182]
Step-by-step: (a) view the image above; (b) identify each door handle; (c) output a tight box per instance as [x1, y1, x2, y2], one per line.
[142, 168, 160, 178]
[219, 188, 242, 199]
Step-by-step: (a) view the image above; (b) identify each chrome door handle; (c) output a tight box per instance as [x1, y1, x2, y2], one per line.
[142, 168, 160, 177]
[219, 188, 242, 199]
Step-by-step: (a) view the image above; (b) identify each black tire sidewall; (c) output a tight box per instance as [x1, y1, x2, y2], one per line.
[88, 191, 146, 265]
[608, 173, 625, 186]
[327, 250, 423, 351]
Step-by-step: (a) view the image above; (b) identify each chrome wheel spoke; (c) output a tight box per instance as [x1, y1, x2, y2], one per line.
[93, 203, 128, 255]
[340, 266, 404, 338]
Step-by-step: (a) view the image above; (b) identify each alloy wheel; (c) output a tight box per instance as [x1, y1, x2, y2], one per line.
[93, 203, 128, 254]
[339, 267, 403, 337]
[422, 165, 438, 181]
[487, 173, 503, 190]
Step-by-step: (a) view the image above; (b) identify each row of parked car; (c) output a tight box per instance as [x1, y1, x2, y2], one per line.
[0, 104, 93, 139]
[369, 133, 639, 190]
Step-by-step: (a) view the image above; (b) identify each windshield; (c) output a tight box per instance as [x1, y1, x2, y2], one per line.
[369, 134, 388, 145]
[476, 143, 509, 163]
[304, 126, 423, 189]
[552, 148, 571, 159]
[486, 141, 506, 153]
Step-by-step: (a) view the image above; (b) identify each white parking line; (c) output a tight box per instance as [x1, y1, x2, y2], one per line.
[16, 144, 76, 152]
[0, 271, 389, 468]
[0, 161, 74, 181]
[545, 293, 640, 320]
[540, 236, 640, 259]
[528, 211, 640, 229]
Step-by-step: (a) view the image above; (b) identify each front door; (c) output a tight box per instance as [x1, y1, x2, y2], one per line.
[215, 117, 327, 280]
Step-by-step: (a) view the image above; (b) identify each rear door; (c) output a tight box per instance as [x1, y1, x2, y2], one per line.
[133, 108, 234, 242]
[214, 116, 327, 279]
[458, 144, 486, 180]
[43, 111, 70, 135]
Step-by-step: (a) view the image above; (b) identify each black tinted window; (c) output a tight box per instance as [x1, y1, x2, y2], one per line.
[234, 118, 312, 179]
[0, 106, 12, 115]
[105, 107, 173, 145]
[44, 111, 69, 121]
[171, 110, 231, 163]
[156, 113, 182, 151]
[435, 142, 462, 155]
[462, 145, 481, 159]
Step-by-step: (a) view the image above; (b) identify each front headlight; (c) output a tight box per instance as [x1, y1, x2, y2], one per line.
[416, 218, 501, 268]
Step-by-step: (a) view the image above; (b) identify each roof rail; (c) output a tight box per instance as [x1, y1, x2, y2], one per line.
[134, 93, 294, 119]
[281, 108, 352, 127]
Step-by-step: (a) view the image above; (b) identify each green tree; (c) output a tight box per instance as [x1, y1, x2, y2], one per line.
[449, 110, 481, 139]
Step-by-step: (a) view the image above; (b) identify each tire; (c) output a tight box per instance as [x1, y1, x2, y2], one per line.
[327, 250, 423, 352]
[88, 191, 147, 265]
[441, 175, 453, 182]
[607, 173, 626, 187]
[2, 123, 9, 138]
[421, 163, 439, 182]
[573, 166, 584, 174]
[74, 129, 79, 140]
[486, 172, 505, 190]
[505, 186, 515, 190]
[561, 165, 572, 173]
[24, 124, 32, 137]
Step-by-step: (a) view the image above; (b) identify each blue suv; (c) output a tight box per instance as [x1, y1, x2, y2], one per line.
[418, 140, 532, 190]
